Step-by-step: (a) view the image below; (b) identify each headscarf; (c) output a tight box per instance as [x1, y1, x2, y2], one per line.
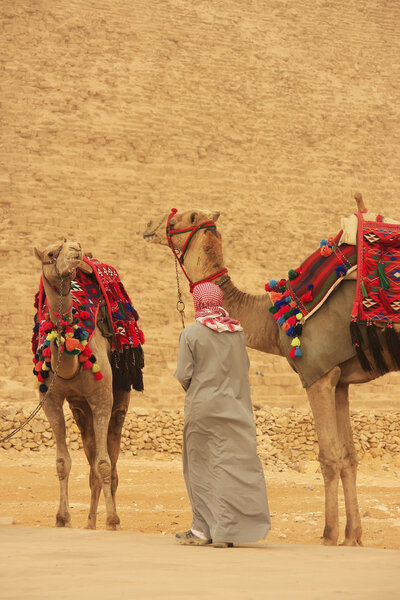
[192, 282, 243, 333]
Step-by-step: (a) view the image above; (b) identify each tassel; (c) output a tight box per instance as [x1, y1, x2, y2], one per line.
[360, 280, 368, 298]
[289, 347, 296, 358]
[349, 320, 372, 372]
[385, 326, 400, 369]
[39, 384, 48, 394]
[94, 371, 103, 381]
[294, 347, 302, 357]
[83, 360, 92, 370]
[366, 323, 389, 375]
[377, 262, 390, 290]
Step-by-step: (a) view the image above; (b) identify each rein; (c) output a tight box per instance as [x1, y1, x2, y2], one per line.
[0, 270, 66, 444]
[166, 208, 228, 294]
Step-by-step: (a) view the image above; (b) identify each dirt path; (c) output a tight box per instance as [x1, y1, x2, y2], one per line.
[1, 526, 400, 600]
[1, 449, 399, 550]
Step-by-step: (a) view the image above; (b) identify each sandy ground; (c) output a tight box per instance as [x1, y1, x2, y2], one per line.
[1, 527, 400, 600]
[1, 450, 399, 551]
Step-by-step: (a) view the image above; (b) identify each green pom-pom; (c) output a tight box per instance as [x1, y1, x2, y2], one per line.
[269, 306, 278, 314]
[279, 286, 286, 293]
[288, 269, 298, 280]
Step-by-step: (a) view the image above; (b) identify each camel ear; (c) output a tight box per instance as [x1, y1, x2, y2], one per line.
[78, 260, 93, 274]
[212, 211, 220, 222]
[34, 247, 44, 262]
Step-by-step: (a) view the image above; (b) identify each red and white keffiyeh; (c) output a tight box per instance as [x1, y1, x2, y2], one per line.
[193, 282, 243, 333]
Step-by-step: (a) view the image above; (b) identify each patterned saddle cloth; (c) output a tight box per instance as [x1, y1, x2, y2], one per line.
[32, 257, 144, 392]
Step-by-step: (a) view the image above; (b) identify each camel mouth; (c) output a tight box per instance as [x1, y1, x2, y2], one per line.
[143, 232, 156, 242]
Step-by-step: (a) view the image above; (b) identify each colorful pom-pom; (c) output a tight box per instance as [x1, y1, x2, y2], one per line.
[336, 265, 347, 277]
[288, 269, 298, 280]
[268, 279, 278, 290]
[268, 306, 278, 314]
[277, 316, 286, 326]
[321, 245, 333, 257]
[291, 337, 301, 347]
[289, 347, 296, 358]
[294, 347, 302, 357]
[296, 312, 303, 321]
[83, 360, 92, 370]
[320, 238, 328, 247]
[39, 384, 48, 394]
[94, 371, 103, 381]
[92, 363, 100, 373]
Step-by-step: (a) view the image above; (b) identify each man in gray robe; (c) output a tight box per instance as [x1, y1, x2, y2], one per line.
[174, 282, 270, 548]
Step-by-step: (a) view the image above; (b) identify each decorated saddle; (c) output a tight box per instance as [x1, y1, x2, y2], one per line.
[32, 257, 145, 393]
[266, 212, 400, 373]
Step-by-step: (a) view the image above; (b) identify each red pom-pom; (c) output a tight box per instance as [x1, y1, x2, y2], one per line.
[42, 347, 51, 358]
[301, 291, 313, 303]
[278, 279, 286, 287]
[289, 347, 296, 358]
[37, 372, 45, 382]
[287, 316, 297, 326]
[79, 310, 91, 321]
[265, 283, 271, 292]
[83, 346, 92, 357]
[65, 326, 74, 334]
[35, 361, 43, 372]
[94, 371, 103, 381]
[83, 360, 92, 370]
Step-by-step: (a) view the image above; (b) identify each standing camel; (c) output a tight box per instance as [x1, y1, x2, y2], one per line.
[143, 209, 399, 546]
[33, 240, 144, 529]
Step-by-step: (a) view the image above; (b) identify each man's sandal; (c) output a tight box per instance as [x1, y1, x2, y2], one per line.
[175, 530, 212, 546]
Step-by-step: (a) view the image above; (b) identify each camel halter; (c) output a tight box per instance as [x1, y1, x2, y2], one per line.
[166, 208, 229, 294]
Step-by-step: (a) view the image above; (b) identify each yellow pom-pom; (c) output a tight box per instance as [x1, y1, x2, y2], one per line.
[42, 363, 49, 371]
[92, 363, 100, 373]
[56, 336, 65, 346]
[46, 331, 58, 341]
[73, 324, 79, 329]
[291, 337, 301, 347]
[296, 313, 303, 321]
[82, 340, 88, 346]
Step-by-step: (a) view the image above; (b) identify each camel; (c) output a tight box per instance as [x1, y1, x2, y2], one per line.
[34, 240, 139, 530]
[143, 208, 400, 546]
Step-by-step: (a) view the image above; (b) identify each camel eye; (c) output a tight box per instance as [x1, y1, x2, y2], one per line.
[190, 212, 196, 224]
[48, 252, 53, 258]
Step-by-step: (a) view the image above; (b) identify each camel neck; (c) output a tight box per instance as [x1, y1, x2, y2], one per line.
[42, 275, 73, 326]
[219, 278, 283, 356]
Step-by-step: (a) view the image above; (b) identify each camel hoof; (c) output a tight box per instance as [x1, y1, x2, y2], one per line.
[322, 537, 337, 546]
[84, 521, 96, 530]
[56, 516, 71, 528]
[340, 539, 363, 547]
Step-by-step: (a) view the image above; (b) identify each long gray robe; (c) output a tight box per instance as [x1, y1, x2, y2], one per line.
[174, 321, 270, 543]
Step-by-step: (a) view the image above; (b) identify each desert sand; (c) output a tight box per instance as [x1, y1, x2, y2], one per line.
[1, 0, 400, 598]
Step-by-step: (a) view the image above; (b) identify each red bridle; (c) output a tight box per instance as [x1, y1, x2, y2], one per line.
[166, 208, 228, 293]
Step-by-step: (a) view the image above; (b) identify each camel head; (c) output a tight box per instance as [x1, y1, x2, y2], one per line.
[34, 239, 84, 285]
[143, 209, 221, 250]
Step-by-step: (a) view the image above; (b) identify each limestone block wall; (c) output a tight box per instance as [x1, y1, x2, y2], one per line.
[1, 404, 399, 471]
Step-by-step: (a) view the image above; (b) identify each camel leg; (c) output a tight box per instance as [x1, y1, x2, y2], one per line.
[335, 384, 363, 546]
[69, 402, 102, 530]
[88, 391, 119, 530]
[107, 389, 130, 505]
[42, 395, 72, 527]
[307, 367, 342, 546]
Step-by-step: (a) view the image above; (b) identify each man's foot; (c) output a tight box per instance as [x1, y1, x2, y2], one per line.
[212, 542, 234, 548]
[175, 530, 212, 546]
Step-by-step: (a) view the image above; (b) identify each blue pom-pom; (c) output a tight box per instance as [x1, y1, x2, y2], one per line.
[285, 296, 292, 304]
[81, 329, 89, 340]
[39, 384, 48, 394]
[277, 316, 286, 326]
[320, 238, 328, 247]
[307, 284, 314, 290]
[43, 340, 50, 347]
[294, 347, 302, 357]
[35, 353, 39, 361]
[275, 299, 286, 309]
[287, 326, 296, 336]
[269, 279, 278, 289]
[336, 265, 347, 277]
[292, 307, 299, 314]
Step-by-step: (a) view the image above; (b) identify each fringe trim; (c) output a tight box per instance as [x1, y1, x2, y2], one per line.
[366, 323, 389, 375]
[385, 326, 400, 370]
[111, 346, 144, 392]
[350, 320, 372, 372]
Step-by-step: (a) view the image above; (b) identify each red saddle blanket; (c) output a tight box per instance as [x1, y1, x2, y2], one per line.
[32, 257, 144, 392]
[351, 214, 400, 323]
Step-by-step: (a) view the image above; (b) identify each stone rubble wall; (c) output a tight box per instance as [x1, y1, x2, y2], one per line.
[1, 404, 399, 471]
